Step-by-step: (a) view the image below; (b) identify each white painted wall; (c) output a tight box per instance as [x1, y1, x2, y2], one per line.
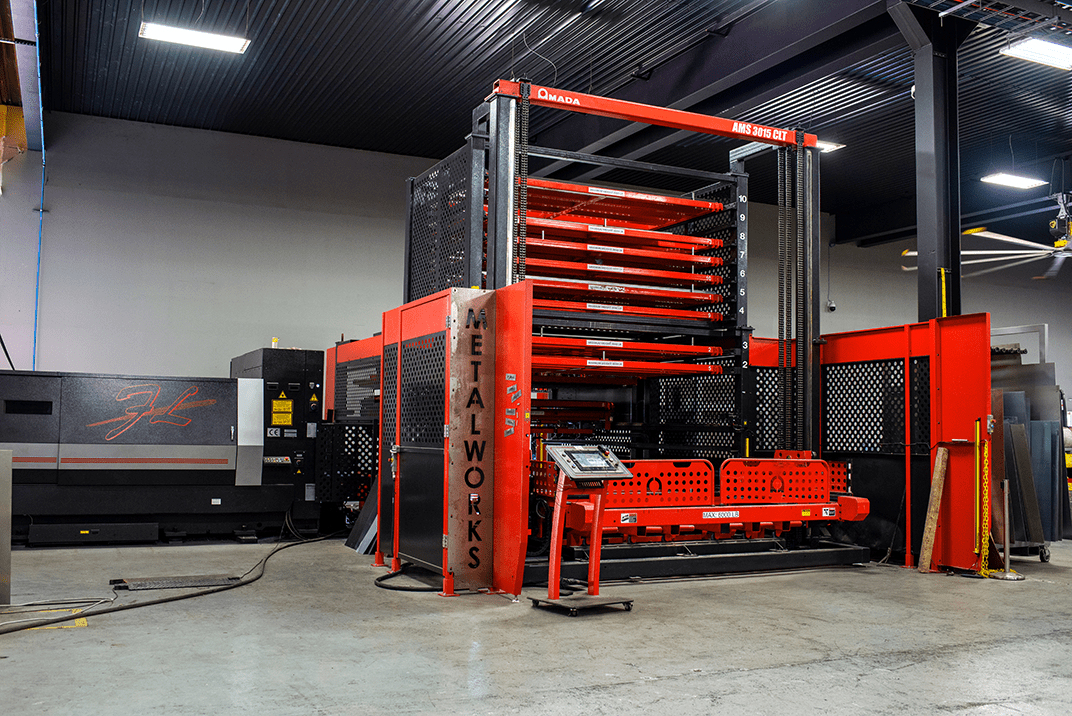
[0, 112, 434, 377]
[746, 203, 1072, 393]
[1, 115, 1069, 392]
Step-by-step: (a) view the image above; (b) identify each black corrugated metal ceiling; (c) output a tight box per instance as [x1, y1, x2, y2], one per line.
[31, 0, 1072, 251]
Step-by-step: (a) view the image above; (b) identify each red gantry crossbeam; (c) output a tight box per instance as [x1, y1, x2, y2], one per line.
[493, 80, 818, 149]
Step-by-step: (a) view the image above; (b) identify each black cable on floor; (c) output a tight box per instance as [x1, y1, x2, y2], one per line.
[0, 531, 347, 636]
[374, 563, 442, 592]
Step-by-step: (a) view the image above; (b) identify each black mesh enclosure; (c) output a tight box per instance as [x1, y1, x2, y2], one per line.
[754, 367, 785, 453]
[821, 359, 934, 455]
[405, 145, 474, 302]
[333, 355, 380, 423]
[400, 333, 446, 446]
[669, 180, 737, 313]
[316, 423, 378, 503]
[648, 373, 739, 461]
[910, 357, 930, 455]
[380, 344, 398, 462]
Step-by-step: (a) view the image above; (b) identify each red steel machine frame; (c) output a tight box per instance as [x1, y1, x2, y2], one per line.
[373, 81, 887, 597]
[818, 314, 994, 572]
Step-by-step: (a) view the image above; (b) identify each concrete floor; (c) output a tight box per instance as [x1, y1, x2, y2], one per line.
[3, 540, 1072, 715]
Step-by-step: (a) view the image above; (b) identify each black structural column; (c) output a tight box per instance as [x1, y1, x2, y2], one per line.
[888, 2, 975, 322]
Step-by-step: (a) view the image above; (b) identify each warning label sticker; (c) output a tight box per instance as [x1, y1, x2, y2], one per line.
[272, 399, 293, 413]
[271, 412, 293, 426]
[822, 507, 836, 517]
[587, 264, 624, 272]
[586, 303, 624, 312]
[703, 510, 740, 519]
[586, 339, 624, 348]
[590, 225, 626, 235]
[587, 244, 624, 253]
[587, 186, 626, 197]
[586, 359, 624, 368]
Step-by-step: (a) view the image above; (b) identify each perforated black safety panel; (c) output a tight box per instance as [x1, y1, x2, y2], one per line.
[400, 333, 446, 447]
[822, 359, 907, 455]
[405, 146, 472, 302]
[652, 374, 737, 424]
[754, 367, 784, 453]
[334, 355, 380, 423]
[671, 181, 737, 299]
[653, 428, 737, 461]
[910, 357, 930, 455]
[316, 423, 377, 502]
[380, 344, 398, 470]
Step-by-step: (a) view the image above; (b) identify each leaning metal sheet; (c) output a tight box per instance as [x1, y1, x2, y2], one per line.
[447, 289, 496, 590]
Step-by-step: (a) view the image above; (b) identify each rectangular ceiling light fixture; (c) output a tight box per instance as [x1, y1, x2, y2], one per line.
[815, 140, 845, 153]
[980, 172, 1048, 189]
[999, 37, 1072, 70]
[139, 22, 250, 54]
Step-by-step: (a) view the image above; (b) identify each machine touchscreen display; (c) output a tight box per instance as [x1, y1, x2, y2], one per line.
[570, 451, 613, 470]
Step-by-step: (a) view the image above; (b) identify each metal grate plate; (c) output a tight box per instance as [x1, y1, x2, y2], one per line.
[400, 333, 446, 446]
[406, 146, 473, 302]
[111, 575, 240, 590]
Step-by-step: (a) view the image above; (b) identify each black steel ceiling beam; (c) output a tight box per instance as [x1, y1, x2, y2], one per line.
[530, 0, 897, 180]
[890, 2, 976, 321]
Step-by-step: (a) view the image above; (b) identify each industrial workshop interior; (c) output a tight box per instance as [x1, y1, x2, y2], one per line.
[3, 0, 1072, 712]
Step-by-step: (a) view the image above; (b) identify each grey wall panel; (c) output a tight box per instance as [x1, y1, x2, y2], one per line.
[0, 112, 434, 378]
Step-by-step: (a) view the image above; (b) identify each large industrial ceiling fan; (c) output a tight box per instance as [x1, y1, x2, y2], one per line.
[901, 192, 1071, 280]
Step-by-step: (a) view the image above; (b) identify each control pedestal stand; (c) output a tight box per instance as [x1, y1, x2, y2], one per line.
[529, 445, 634, 617]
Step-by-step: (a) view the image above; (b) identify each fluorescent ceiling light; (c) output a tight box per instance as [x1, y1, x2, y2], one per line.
[999, 37, 1072, 70]
[815, 140, 845, 153]
[139, 22, 250, 54]
[980, 172, 1047, 189]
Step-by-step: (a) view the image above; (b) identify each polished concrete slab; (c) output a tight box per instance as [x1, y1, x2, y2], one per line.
[3, 539, 1072, 715]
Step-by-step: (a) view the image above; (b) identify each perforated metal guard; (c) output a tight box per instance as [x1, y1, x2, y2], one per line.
[671, 181, 736, 309]
[720, 459, 831, 503]
[910, 357, 930, 455]
[754, 367, 784, 452]
[829, 460, 849, 493]
[653, 428, 736, 462]
[609, 460, 714, 507]
[316, 423, 377, 502]
[652, 374, 736, 425]
[406, 146, 472, 302]
[334, 355, 380, 423]
[380, 343, 398, 467]
[400, 333, 446, 446]
[822, 359, 905, 455]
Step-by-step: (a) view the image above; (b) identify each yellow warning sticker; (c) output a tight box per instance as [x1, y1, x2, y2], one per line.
[801, 509, 812, 517]
[271, 412, 293, 426]
[272, 399, 293, 413]
[278, 391, 288, 399]
[310, 393, 319, 403]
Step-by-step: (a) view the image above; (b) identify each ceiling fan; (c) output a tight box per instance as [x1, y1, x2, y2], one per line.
[901, 192, 1071, 280]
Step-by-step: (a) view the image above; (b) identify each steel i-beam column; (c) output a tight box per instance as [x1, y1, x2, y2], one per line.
[889, 3, 975, 321]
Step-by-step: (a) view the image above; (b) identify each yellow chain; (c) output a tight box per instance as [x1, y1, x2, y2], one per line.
[979, 438, 995, 577]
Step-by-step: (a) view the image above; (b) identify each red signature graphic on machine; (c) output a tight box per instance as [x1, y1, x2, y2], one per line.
[86, 384, 217, 441]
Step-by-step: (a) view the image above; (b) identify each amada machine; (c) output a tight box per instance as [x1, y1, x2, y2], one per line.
[325, 79, 948, 598]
